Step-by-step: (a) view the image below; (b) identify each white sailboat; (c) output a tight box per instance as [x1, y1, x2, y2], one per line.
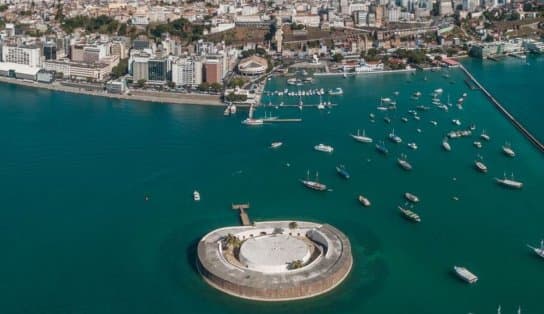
[350, 129, 373, 143]
[495, 172, 523, 189]
[241, 105, 264, 125]
[442, 137, 451, 151]
[502, 142, 516, 157]
[527, 240, 544, 259]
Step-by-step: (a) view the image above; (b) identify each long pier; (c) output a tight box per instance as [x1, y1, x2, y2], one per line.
[459, 64, 544, 153]
[232, 203, 251, 226]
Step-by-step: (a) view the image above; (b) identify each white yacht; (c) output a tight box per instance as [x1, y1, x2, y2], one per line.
[495, 173, 523, 189]
[407, 142, 418, 150]
[474, 156, 488, 173]
[193, 190, 201, 201]
[453, 266, 478, 284]
[350, 129, 373, 143]
[502, 142, 516, 157]
[452, 119, 461, 126]
[242, 105, 264, 125]
[473, 141, 482, 148]
[442, 138, 451, 151]
[430, 120, 438, 126]
[527, 240, 544, 259]
[270, 142, 283, 149]
[314, 144, 334, 153]
[358, 195, 371, 207]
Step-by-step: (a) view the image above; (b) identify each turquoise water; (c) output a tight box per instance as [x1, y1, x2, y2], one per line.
[1, 59, 543, 314]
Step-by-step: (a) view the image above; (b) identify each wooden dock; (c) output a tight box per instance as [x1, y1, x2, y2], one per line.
[232, 203, 251, 226]
[460, 64, 544, 153]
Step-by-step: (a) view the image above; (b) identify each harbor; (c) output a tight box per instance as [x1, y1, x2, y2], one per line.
[2, 57, 544, 314]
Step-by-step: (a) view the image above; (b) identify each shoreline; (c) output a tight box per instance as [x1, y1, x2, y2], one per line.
[0, 77, 223, 106]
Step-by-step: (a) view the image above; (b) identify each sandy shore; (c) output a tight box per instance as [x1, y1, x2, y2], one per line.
[0, 77, 223, 106]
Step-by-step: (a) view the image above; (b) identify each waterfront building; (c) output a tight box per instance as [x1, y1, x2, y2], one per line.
[106, 79, 127, 94]
[148, 57, 168, 82]
[0, 62, 41, 80]
[171, 57, 203, 86]
[2, 44, 42, 68]
[111, 41, 128, 60]
[129, 52, 151, 81]
[203, 58, 222, 84]
[354, 11, 368, 26]
[36, 70, 54, 83]
[43, 42, 57, 61]
[43, 59, 116, 81]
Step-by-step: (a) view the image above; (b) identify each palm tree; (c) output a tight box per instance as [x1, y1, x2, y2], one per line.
[288, 260, 303, 270]
[223, 233, 241, 249]
[288, 221, 298, 229]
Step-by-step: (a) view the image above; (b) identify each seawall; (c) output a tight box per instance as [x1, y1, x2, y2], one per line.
[459, 64, 544, 153]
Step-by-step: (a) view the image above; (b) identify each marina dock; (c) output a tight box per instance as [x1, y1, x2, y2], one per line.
[263, 118, 303, 123]
[460, 64, 544, 153]
[232, 203, 251, 226]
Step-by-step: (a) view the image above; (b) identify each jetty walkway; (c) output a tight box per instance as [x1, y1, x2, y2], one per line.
[459, 64, 544, 153]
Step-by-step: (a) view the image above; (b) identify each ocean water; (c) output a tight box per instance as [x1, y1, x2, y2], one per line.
[0, 59, 543, 314]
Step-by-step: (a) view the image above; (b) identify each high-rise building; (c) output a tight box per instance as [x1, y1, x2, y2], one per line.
[171, 57, 203, 86]
[43, 42, 57, 60]
[203, 58, 222, 84]
[148, 57, 168, 82]
[2, 45, 42, 67]
[340, 0, 349, 15]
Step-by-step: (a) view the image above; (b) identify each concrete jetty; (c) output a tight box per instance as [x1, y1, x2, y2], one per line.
[232, 203, 251, 226]
[459, 64, 544, 153]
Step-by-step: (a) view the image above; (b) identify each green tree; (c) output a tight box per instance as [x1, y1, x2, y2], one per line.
[225, 92, 247, 102]
[288, 221, 298, 229]
[332, 53, 344, 63]
[167, 81, 175, 88]
[223, 233, 241, 249]
[210, 82, 223, 92]
[0, 4, 8, 12]
[136, 79, 146, 88]
[111, 58, 128, 79]
[288, 260, 303, 270]
[198, 82, 210, 91]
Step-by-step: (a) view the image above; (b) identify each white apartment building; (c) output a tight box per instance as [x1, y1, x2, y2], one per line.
[171, 57, 203, 86]
[2, 45, 42, 68]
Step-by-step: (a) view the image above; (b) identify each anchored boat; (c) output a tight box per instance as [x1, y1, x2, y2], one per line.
[376, 141, 389, 155]
[527, 240, 544, 259]
[350, 129, 373, 143]
[270, 142, 283, 149]
[404, 192, 420, 203]
[358, 195, 371, 207]
[474, 155, 487, 173]
[453, 266, 478, 284]
[314, 143, 334, 153]
[502, 142, 516, 157]
[336, 165, 350, 179]
[399, 206, 421, 222]
[300, 171, 327, 191]
[397, 154, 413, 171]
[495, 173, 523, 189]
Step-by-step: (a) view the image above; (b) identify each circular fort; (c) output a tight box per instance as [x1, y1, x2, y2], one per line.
[197, 221, 353, 301]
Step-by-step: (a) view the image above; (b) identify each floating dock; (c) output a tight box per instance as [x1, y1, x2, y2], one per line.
[460, 64, 544, 153]
[232, 203, 251, 226]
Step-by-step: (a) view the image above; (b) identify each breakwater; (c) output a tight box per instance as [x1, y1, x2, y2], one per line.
[459, 64, 544, 153]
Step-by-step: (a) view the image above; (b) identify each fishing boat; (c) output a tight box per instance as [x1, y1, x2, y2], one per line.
[474, 155, 488, 173]
[453, 266, 478, 284]
[358, 195, 371, 207]
[502, 142, 516, 157]
[336, 165, 350, 179]
[404, 192, 419, 203]
[300, 171, 327, 191]
[473, 141, 482, 148]
[270, 142, 283, 149]
[401, 117, 408, 123]
[193, 190, 201, 201]
[314, 143, 334, 153]
[452, 119, 461, 126]
[388, 129, 402, 143]
[430, 120, 438, 126]
[350, 129, 373, 143]
[407, 142, 418, 150]
[398, 206, 421, 222]
[375, 141, 389, 155]
[397, 154, 413, 171]
[527, 240, 544, 259]
[495, 173, 523, 189]
[434, 88, 444, 94]
[481, 130, 491, 141]
[442, 137, 451, 151]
